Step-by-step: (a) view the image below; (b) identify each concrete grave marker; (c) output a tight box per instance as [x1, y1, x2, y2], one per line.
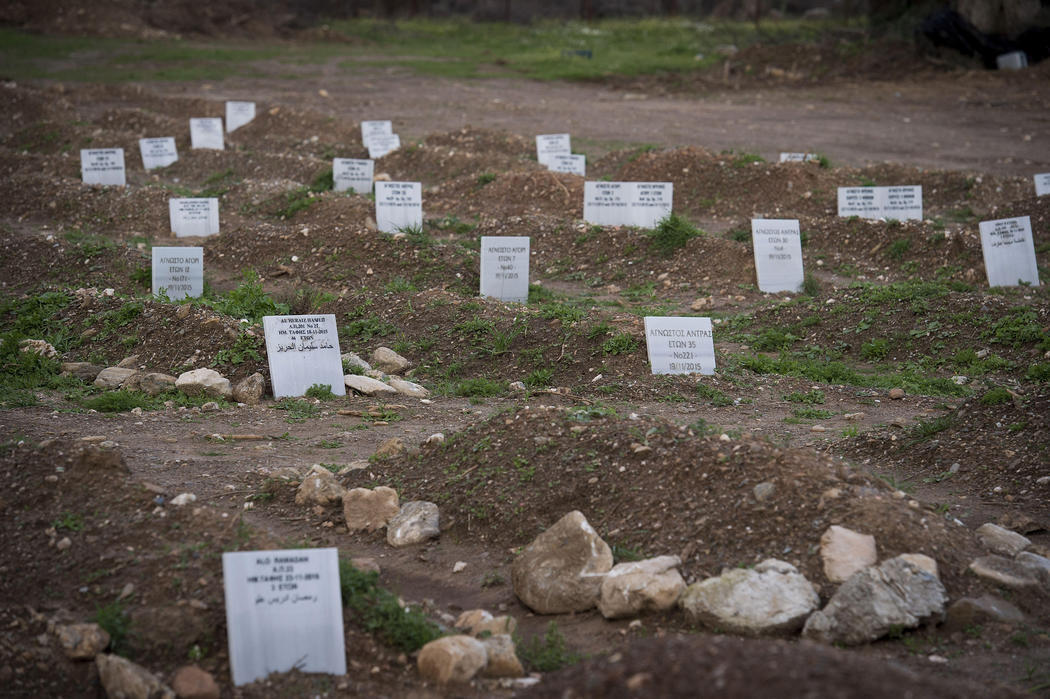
[979, 216, 1040, 287]
[751, 218, 804, 293]
[190, 118, 224, 150]
[583, 181, 631, 226]
[837, 186, 922, 220]
[151, 246, 203, 300]
[375, 181, 422, 234]
[333, 158, 374, 194]
[169, 198, 220, 238]
[223, 548, 346, 686]
[262, 315, 346, 398]
[548, 153, 586, 176]
[837, 187, 880, 218]
[225, 101, 256, 132]
[480, 236, 530, 303]
[779, 152, 818, 163]
[138, 137, 178, 170]
[536, 133, 571, 166]
[882, 185, 923, 221]
[644, 316, 715, 375]
[631, 182, 673, 228]
[1035, 173, 1050, 197]
[80, 149, 125, 186]
[367, 134, 401, 160]
[361, 120, 393, 147]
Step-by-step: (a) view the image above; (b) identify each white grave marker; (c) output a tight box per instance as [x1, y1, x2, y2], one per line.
[190, 118, 224, 150]
[367, 134, 401, 160]
[361, 120, 393, 147]
[882, 185, 923, 221]
[332, 158, 374, 194]
[169, 198, 220, 238]
[979, 216, 1040, 287]
[480, 236, 530, 303]
[751, 219, 804, 293]
[548, 153, 586, 176]
[644, 316, 715, 375]
[631, 182, 673, 228]
[151, 246, 203, 300]
[375, 181, 422, 234]
[139, 137, 178, 170]
[536, 133, 571, 166]
[80, 148, 125, 186]
[837, 186, 922, 220]
[779, 152, 818, 163]
[262, 315, 346, 398]
[583, 181, 632, 226]
[223, 548, 346, 686]
[225, 101, 256, 132]
[1035, 173, 1050, 197]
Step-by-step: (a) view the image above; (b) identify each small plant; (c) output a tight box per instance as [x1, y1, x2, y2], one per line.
[384, 276, 417, 294]
[454, 377, 506, 397]
[696, 384, 732, 406]
[476, 172, 496, 186]
[802, 273, 821, 297]
[728, 229, 751, 244]
[342, 315, 396, 340]
[980, 387, 1012, 405]
[1027, 363, 1050, 382]
[480, 571, 505, 588]
[516, 621, 580, 672]
[204, 270, 290, 323]
[214, 331, 262, 366]
[611, 543, 644, 562]
[339, 559, 442, 652]
[525, 368, 554, 388]
[647, 213, 702, 256]
[911, 414, 953, 440]
[92, 600, 129, 655]
[860, 338, 890, 361]
[842, 424, 859, 437]
[273, 398, 322, 423]
[602, 332, 637, 355]
[81, 390, 155, 413]
[751, 328, 798, 352]
[305, 383, 337, 401]
[792, 407, 835, 420]
[587, 321, 611, 341]
[784, 389, 825, 404]
[888, 238, 911, 260]
[52, 511, 84, 532]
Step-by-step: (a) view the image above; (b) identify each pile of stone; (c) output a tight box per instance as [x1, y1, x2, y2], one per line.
[342, 347, 430, 399]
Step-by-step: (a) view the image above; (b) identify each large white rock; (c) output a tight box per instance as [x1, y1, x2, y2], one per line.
[294, 464, 346, 506]
[372, 347, 410, 374]
[123, 372, 176, 396]
[598, 555, 685, 619]
[511, 510, 613, 614]
[344, 374, 398, 396]
[969, 555, 1043, 589]
[341, 352, 372, 372]
[976, 522, 1031, 557]
[388, 376, 430, 399]
[417, 635, 487, 684]
[820, 525, 877, 583]
[96, 653, 175, 699]
[175, 368, 232, 399]
[386, 501, 440, 547]
[343, 486, 400, 532]
[454, 609, 518, 637]
[94, 367, 139, 389]
[479, 634, 524, 678]
[679, 558, 819, 635]
[803, 555, 947, 645]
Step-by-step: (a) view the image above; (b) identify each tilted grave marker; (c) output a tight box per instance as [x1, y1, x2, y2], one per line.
[751, 219, 804, 293]
[169, 198, 220, 238]
[223, 548, 346, 686]
[979, 215, 1040, 287]
[225, 101, 256, 132]
[139, 137, 178, 170]
[80, 148, 125, 186]
[361, 120, 393, 147]
[631, 182, 673, 228]
[190, 118, 224, 150]
[536, 133, 571, 167]
[262, 315, 346, 398]
[480, 236, 530, 303]
[548, 153, 586, 176]
[374, 181, 422, 234]
[644, 316, 715, 375]
[837, 185, 922, 220]
[1035, 173, 1050, 197]
[367, 134, 401, 160]
[151, 246, 203, 300]
[333, 158, 374, 194]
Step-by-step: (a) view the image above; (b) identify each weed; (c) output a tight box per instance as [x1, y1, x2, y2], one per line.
[339, 559, 442, 652]
[294, 287, 337, 312]
[341, 315, 396, 341]
[987, 309, 1045, 348]
[454, 378, 506, 397]
[980, 387, 1012, 405]
[1026, 363, 1050, 382]
[565, 404, 618, 422]
[202, 270, 289, 323]
[587, 321, 611, 341]
[274, 186, 319, 218]
[525, 368, 554, 388]
[273, 398, 321, 423]
[384, 276, 417, 294]
[611, 543, 644, 562]
[727, 229, 751, 244]
[214, 331, 262, 366]
[802, 273, 821, 297]
[540, 301, 585, 325]
[305, 383, 337, 401]
[317, 439, 343, 449]
[92, 600, 129, 655]
[602, 332, 637, 355]
[52, 511, 84, 532]
[480, 571, 505, 588]
[784, 389, 825, 404]
[310, 168, 334, 192]
[696, 384, 732, 406]
[81, 390, 156, 413]
[751, 328, 798, 352]
[647, 213, 702, 255]
[516, 621, 580, 672]
[888, 238, 911, 260]
[792, 407, 834, 420]
[860, 338, 890, 361]
[476, 172, 496, 186]
[911, 414, 953, 440]
[842, 424, 859, 437]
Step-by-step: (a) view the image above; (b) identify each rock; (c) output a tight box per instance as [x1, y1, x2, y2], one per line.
[679, 559, 819, 635]
[388, 376, 430, 399]
[295, 464, 346, 506]
[374, 437, 405, 459]
[810, 425, 826, 433]
[56, 537, 72, 551]
[200, 401, 219, 412]
[124, 372, 176, 396]
[753, 482, 775, 502]
[417, 635, 487, 684]
[61, 362, 105, 382]
[453, 561, 467, 573]
[341, 352, 371, 372]
[96, 653, 175, 699]
[509, 381, 527, 392]
[943, 595, 1026, 631]
[372, 347, 410, 374]
[170, 493, 197, 507]
[803, 555, 948, 645]
[598, 555, 685, 619]
[171, 665, 219, 699]
[897, 553, 939, 579]
[1017, 551, 1050, 579]
[344, 374, 397, 396]
[888, 388, 906, 399]
[511, 510, 613, 614]
[232, 373, 265, 404]
[343, 487, 399, 532]
[969, 555, 1042, 589]
[350, 557, 381, 574]
[480, 634, 524, 678]
[425, 433, 445, 445]
[820, 525, 877, 583]
[455, 610, 518, 637]
[175, 369, 232, 399]
[975, 522, 1030, 557]
[55, 623, 110, 659]
[387, 501, 440, 547]
[20, 338, 57, 358]
[94, 367, 139, 389]
[117, 354, 140, 369]
[951, 375, 968, 385]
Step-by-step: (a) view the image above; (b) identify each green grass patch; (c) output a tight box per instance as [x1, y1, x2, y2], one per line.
[784, 389, 825, 404]
[515, 621, 580, 672]
[791, 407, 835, 420]
[339, 559, 442, 653]
[602, 332, 638, 355]
[454, 377, 507, 397]
[647, 213, 702, 255]
[696, 383, 733, 406]
[274, 398, 322, 423]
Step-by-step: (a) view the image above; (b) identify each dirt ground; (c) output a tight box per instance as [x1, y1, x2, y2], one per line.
[1, 30, 1049, 699]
